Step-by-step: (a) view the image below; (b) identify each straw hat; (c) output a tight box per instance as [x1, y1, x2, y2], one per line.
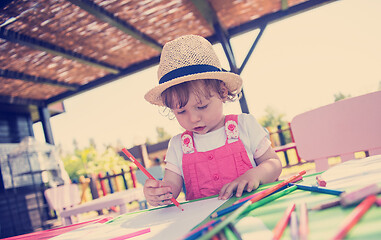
[144, 35, 243, 106]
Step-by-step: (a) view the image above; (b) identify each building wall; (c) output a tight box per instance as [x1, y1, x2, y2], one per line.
[0, 110, 34, 143]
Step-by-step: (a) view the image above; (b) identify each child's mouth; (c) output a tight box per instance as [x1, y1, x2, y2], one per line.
[193, 126, 206, 132]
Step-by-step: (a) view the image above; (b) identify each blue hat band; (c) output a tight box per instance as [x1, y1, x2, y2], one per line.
[159, 64, 221, 84]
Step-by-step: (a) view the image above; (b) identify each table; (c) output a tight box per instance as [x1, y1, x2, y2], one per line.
[5, 156, 381, 240]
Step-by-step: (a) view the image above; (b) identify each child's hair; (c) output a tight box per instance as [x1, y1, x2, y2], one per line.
[161, 79, 240, 109]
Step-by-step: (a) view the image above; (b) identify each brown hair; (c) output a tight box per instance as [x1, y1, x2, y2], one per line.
[161, 79, 239, 109]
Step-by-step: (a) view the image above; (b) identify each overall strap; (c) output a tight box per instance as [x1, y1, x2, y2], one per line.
[224, 114, 239, 141]
[181, 130, 196, 154]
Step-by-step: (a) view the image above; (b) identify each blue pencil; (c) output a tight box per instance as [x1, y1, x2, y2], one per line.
[211, 185, 296, 218]
[183, 217, 224, 240]
[288, 183, 344, 196]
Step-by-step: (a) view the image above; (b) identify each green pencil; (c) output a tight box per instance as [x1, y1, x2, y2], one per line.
[198, 186, 297, 240]
[242, 185, 297, 215]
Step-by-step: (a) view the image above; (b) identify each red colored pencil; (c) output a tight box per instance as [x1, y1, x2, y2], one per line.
[234, 175, 303, 205]
[273, 203, 296, 240]
[332, 195, 376, 240]
[122, 148, 184, 211]
[249, 171, 306, 204]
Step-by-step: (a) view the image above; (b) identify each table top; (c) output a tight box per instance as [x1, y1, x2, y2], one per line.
[5, 156, 381, 240]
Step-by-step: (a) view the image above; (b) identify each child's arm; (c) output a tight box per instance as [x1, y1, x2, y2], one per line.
[143, 169, 183, 206]
[218, 146, 282, 200]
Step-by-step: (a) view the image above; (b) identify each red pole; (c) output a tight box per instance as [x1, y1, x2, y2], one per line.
[98, 172, 108, 196]
[130, 166, 137, 188]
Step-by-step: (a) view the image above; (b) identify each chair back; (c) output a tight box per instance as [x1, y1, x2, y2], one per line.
[135, 165, 164, 185]
[290, 91, 381, 171]
[44, 183, 81, 213]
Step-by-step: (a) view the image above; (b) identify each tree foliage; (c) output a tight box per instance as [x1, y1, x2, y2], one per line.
[258, 106, 291, 144]
[334, 92, 351, 102]
[61, 142, 133, 182]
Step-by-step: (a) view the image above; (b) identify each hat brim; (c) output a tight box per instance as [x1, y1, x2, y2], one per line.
[144, 72, 243, 106]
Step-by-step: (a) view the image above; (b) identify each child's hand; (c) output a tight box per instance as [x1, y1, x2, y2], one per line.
[143, 179, 174, 206]
[218, 172, 260, 200]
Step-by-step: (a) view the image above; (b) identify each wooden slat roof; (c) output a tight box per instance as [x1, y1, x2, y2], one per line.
[0, 0, 336, 111]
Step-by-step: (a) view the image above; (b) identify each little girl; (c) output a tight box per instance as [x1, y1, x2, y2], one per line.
[143, 35, 282, 206]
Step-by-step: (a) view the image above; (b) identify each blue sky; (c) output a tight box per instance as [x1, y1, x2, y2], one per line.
[33, 0, 381, 152]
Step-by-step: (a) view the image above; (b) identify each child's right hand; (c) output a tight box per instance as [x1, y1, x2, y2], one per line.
[143, 179, 174, 206]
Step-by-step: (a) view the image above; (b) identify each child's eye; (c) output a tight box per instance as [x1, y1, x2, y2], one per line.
[198, 105, 208, 110]
[176, 110, 185, 114]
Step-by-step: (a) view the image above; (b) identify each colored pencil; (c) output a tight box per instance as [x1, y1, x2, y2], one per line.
[211, 185, 297, 218]
[210, 226, 220, 240]
[332, 195, 377, 240]
[243, 185, 297, 215]
[340, 183, 379, 207]
[299, 203, 308, 240]
[211, 171, 305, 218]
[290, 211, 299, 240]
[183, 217, 225, 240]
[198, 200, 252, 240]
[288, 183, 344, 196]
[198, 171, 306, 240]
[121, 148, 184, 211]
[248, 171, 306, 204]
[273, 203, 296, 240]
[376, 197, 381, 207]
[310, 199, 341, 211]
[227, 223, 243, 240]
[316, 175, 327, 187]
[234, 175, 302, 205]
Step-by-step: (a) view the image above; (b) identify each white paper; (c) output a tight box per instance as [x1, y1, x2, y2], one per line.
[51, 197, 227, 240]
[321, 155, 381, 190]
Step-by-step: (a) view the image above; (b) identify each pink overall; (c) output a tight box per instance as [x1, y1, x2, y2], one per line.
[181, 115, 253, 200]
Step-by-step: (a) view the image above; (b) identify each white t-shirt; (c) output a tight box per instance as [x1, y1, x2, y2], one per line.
[165, 113, 270, 177]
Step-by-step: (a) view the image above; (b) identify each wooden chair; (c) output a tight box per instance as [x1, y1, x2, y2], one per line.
[290, 91, 381, 172]
[44, 184, 81, 225]
[45, 184, 145, 225]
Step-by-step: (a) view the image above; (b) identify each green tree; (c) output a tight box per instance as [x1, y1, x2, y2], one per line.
[334, 92, 351, 102]
[156, 127, 172, 142]
[61, 144, 133, 182]
[258, 106, 288, 128]
[145, 126, 173, 145]
[258, 106, 291, 144]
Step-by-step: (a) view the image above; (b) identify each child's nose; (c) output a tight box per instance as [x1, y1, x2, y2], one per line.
[189, 112, 201, 123]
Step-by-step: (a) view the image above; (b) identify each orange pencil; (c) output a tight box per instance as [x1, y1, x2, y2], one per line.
[249, 171, 306, 204]
[122, 148, 184, 211]
[332, 195, 376, 240]
[273, 203, 296, 240]
[234, 175, 303, 205]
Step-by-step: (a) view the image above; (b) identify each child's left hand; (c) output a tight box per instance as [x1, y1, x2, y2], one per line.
[218, 170, 260, 200]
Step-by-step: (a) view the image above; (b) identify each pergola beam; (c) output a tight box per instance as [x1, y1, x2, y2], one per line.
[68, 0, 163, 52]
[0, 69, 80, 90]
[0, 27, 120, 74]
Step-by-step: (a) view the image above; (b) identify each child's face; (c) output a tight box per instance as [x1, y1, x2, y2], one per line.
[172, 89, 225, 134]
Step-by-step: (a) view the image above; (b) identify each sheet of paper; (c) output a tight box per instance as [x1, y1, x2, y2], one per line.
[321, 155, 381, 190]
[51, 197, 227, 240]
